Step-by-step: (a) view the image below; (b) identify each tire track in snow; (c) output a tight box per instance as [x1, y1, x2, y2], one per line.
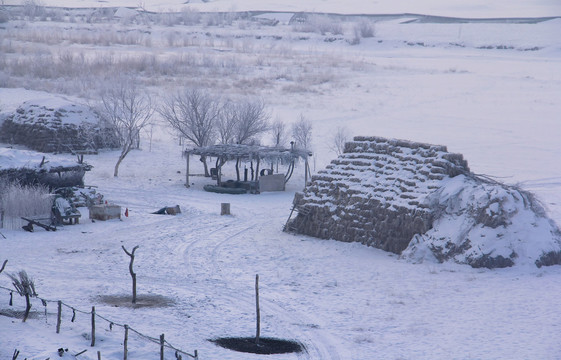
[178, 217, 343, 360]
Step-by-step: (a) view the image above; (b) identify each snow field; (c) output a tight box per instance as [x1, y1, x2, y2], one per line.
[1, 3, 561, 359]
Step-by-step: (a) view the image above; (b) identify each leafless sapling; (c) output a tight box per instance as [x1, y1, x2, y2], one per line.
[122, 245, 140, 304]
[291, 114, 313, 151]
[328, 126, 350, 156]
[97, 77, 154, 177]
[8, 270, 37, 322]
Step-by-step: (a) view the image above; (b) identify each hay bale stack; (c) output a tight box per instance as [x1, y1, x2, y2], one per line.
[287, 136, 561, 268]
[0, 100, 119, 153]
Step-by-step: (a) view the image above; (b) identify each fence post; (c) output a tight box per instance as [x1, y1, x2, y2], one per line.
[194, 350, 198, 360]
[160, 334, 165, 360]
[56, 300, 62, 334]
[97, 350, 101, 360]
[160, 334, 164, 360]
[123, 325, 128, 360]
[91, 306, 96, 347]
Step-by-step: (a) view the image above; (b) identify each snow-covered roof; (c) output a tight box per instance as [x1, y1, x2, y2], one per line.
[186, 144, 311, 164]
[0, 148, 88, 172]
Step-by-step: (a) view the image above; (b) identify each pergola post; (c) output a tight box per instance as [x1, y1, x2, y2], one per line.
[304, 156, 309, 189]
[185, 152, 190, 188]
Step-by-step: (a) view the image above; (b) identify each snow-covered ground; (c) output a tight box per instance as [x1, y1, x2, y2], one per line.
[2, 1, 561, 359]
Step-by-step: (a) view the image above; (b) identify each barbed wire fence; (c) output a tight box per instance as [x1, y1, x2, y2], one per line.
[0, 285, 198, 360]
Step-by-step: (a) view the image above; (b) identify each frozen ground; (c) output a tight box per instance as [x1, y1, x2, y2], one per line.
[1, 1, 561, 359]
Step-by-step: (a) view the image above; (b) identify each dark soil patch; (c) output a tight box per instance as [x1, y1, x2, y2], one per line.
[0, 308, 41, 320]
[210, 337, 304, 355]
[96, 294, 174, 309]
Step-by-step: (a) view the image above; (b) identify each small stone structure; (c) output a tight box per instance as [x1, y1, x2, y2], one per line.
[90, 204, 121, 221]
[286, 136, 561, 268]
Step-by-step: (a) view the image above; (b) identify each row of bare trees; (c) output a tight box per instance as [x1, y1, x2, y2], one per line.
[96, 77, 316, 178]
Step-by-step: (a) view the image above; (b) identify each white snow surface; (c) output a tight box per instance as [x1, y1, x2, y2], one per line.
[0, 148, 85, 171]
[1, 2, 561, 360]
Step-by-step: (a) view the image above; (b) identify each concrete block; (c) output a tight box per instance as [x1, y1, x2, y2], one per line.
[259, 174, 286, 192]
[90, 204, 121, 221]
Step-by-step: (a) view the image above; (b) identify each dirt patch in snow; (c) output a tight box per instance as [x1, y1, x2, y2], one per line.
[96, 294, 175, 309]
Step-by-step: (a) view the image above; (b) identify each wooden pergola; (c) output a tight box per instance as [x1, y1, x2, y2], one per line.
[184, 144, 312, 189]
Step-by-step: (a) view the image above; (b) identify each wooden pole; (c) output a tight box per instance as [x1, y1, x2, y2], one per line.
[97, 351, 101, 360]
[91, 306, 96, 347]
[56, 300, 62, 334]
[123, 325, 128, 360]
[185, 153, 190, 188]
[304, 157, 309, 189]
[160, 334, 165, 360]
[194, 350, 198, 360]
[255, 274, 260, 346]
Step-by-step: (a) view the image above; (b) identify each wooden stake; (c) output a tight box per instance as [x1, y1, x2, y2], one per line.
[91, 306, 96, 347]
[56, 300, 62, 334]
[185, 154, 190, 188]
[160, 334, 165, 360]
[123, 325, 129, 360]
[97, 351, 101, 360]
[255, 274, 260, 346]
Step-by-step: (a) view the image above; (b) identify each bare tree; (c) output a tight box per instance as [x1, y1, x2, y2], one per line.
[159, 89, 220, 177]
[8, 270, 37, 322]
[291, 114, 313, 151]
[328, 126, 350, 156]
[216, 100, 237, 145]
[98, 78, 154, 177]
[231, 98, 270, 145]
[270, 118, 288, 148]
[122, 245, 139, 304]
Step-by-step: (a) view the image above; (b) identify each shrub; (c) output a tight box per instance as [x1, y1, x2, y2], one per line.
[0, 182, 52, 230]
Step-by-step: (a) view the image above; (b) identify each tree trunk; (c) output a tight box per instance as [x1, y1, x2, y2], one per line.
[114, 154, 126, 177]
[201, 156, 210, 177]
[235, 158, 240, 181]
[23, 294, 31, 322]
[131, 273, 137, 304]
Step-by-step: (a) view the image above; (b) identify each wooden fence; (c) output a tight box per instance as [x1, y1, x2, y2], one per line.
[0, 285, 198, 360]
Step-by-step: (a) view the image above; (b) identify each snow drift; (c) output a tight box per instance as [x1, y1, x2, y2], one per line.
[402, 174, 561, 268]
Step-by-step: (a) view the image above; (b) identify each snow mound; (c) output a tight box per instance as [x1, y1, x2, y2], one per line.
[402, 174, 561, 268]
